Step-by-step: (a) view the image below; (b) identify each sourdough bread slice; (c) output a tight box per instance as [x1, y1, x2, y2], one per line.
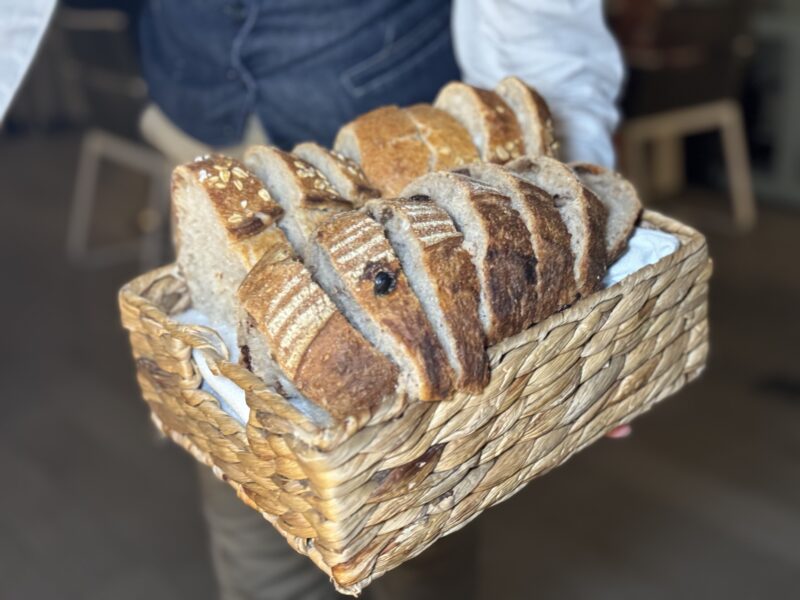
[405, 104, 480, 171]
[571, 163, 642, 262]
[292, 142, 381, 207]
[172, 155, 288, 327]
[505, 156, 608, 297]
[244, 146, 350, 261]
[433, 82, 524, 164]
[495, 76, 558, 158]
[365, 198, 489, 392]
[309, 211, 454, 401]
[238, 245, 399, 421]
[334, 105, 432, 197]
[401, 172, 538, 344]
[456, 163, 577, 319]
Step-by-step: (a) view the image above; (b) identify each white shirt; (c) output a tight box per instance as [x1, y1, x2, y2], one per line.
[453, 0, 625, 167]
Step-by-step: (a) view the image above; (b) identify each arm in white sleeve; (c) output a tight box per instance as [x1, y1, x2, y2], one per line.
[452, 0, 625, 167]
[0, 0, 57, 122]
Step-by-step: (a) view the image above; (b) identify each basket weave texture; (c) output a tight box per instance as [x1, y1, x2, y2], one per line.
[119, 210, 711, 595]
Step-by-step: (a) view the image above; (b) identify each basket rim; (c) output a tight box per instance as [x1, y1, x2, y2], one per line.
[119, 209, 707, 447]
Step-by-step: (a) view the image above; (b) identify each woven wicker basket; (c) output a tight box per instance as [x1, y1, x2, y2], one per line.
[119, 209, 711, 595]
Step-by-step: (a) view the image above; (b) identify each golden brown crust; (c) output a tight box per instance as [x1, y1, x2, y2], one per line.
[495, 76, 559, 158]
[367, 199, 489, 392]
[405, 104, 480, 170]
[335, 106, 431, 197]
[237, 252, 398, 420]
[314, 211, 454, 401]
[264, 147, 350, 209]
[471, 88, 524, 164]
[580, 188, 609, 295]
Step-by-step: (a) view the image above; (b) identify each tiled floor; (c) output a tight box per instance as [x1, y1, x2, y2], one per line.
[1, 132, 798, 599]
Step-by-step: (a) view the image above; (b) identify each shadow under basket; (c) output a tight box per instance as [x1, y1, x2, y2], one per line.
[119, 210, 711, 595]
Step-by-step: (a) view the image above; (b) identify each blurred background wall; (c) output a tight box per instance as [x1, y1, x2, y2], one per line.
[1, 1, 798, 598]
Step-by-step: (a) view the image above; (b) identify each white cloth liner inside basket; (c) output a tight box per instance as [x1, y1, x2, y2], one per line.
[175, 227, 680, 425]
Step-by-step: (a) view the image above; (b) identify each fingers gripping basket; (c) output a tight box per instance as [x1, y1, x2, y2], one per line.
[119, 210, 711, 595]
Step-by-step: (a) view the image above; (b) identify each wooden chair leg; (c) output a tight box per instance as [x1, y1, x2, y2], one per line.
[719, 100, 757, 231]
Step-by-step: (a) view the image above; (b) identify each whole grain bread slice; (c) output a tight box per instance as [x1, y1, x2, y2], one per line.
[456, 162, 577, 319]
[495, 76, 559, 158]
[505, 156, 608, 297]
[365, 197, 489, 392]
[405, 104, 480, 171]
[401, 172, 538, 344]
[334, 105, 432, 197]
[434, 82, 524, 164]
[237, 245, 399, 421]
[571, 163, 642, 262]
[172, 155, 289, 327]
[308, 211, 454, 401]
[292, 142, 381, 207]
[244, 146, 351, 261]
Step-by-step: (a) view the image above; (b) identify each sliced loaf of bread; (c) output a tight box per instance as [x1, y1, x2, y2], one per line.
[238, 245, 399, 421]
[292, 142, 381, 207]
[309, 211, 455, 401]
[244, 146, 350, 261]
[405, 104, 480, 171]
[571, 163, 642, 262]
[365, 198, 489, 392]
[172, 155, 288, 326]
[402, 172, 538, 344]
[495, 76, 558, 158]
[456, 163, 577, 319]
[434, 82, 524, 164]
[506, 156, 608, 297]
[334, 105, 432, 197]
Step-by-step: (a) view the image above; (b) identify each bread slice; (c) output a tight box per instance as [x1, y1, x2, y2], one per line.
[292, 142, 381, 207]
[334, 105, 432, 196]
[308, 211, 454, 401]
[433, 82, 524, 164]
[365, 198, 489, 392]
[238, 245, 399, 421]
[405, 104, 480, 171]
[401, 172, 538, 344]
[505, 156, 608, 297]
[244, 146, 351, 261]
[571, 163, 642, 262]
[495, 76, 558, 158]
[172, 155, 289, 326]
[456, 163, 577, 319]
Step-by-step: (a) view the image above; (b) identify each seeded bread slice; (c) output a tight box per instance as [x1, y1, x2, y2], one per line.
[495, 76, 559, 158]
[434, 82, 524, 164]
[308, 211, 454, 401]
[365, 198, 489, 392]
[571, 163, 642, 262]
[244, 146, 350, 261]
[237, 245, 399, 421]
[506, 156, 608, 297]
[334, 105, 432, 197]
[172, 155, 289, 327]
[456, 163, 577, 319]
[405, 104, 480, 171]
[292, 142, 381, 207]
[402, 172, 538, 344]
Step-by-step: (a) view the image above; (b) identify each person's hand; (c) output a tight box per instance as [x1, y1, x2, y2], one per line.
[606, 424, 632, 439]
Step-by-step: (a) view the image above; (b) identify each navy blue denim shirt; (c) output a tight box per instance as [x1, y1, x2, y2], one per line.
[139, 0, 460, 149]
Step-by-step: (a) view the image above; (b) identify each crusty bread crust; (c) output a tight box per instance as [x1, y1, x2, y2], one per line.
[366, 198, 489, 392]
[456, 163, 577, 318]
[405, 104, 480, 171]
[292, 142, 381, 206]
[434, 82, 524, 164]
[495, 76, 559, 158]
[334, 106, 432, 197]
[313, 211, 454, 401]
[237, 248, 398, 420]
[506, 156, 608, 296]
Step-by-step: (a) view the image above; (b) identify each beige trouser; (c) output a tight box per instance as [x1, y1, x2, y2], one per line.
[196, 465, 480, 600]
